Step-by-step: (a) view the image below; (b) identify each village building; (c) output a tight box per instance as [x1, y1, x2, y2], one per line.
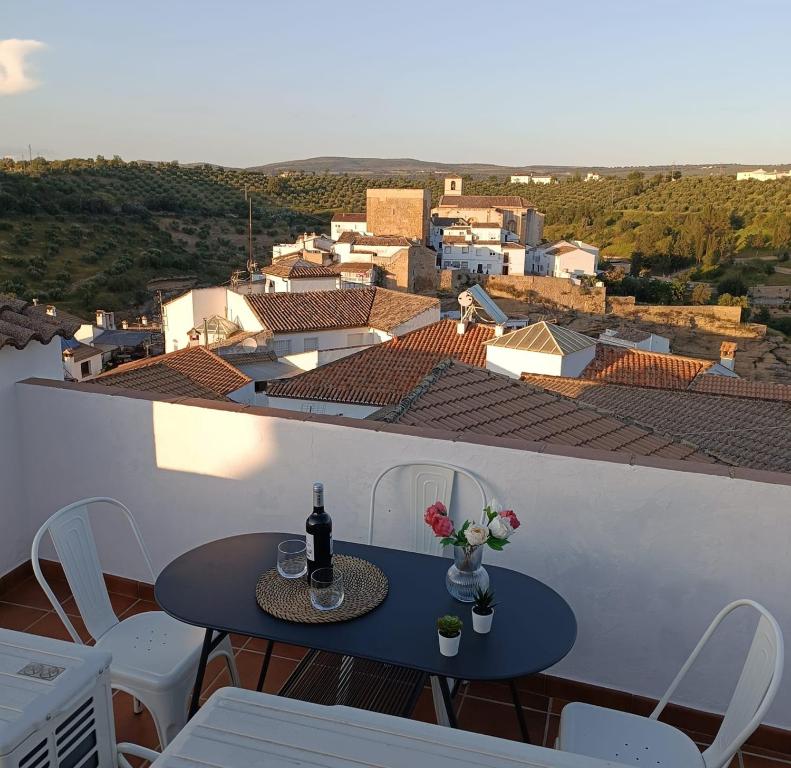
[529, 239, 600, 278]
[437, 221, 526, 275]
[330, 213, 368, 241]
[510, 174, 554, 185]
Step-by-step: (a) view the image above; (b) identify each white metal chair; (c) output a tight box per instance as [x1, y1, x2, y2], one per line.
[31, 497, 239, 748]
[368, 462, 488, 551]
[557, 600, 784, 768]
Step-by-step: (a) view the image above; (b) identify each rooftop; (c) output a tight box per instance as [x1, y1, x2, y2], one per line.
[0, 295, 81, 351]
[331, 212, 367, 222]
[519, 373, 791, 474]
[61, 338, 102, 363]
[261, 256, 339, 279]
[372, 361, 715, 464]
[485, 322, 597, 355]
[267, 320, 494, 405]
[436, 195, 535, 209]
[245, 288, 438, 334]
[94, 345, 251, 400]
[336, 234, 413, 247]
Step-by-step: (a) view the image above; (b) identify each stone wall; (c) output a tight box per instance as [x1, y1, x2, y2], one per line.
[376, 246, 438, 293]
[438, 270, 606, 313]
[606, 298, 766, 337]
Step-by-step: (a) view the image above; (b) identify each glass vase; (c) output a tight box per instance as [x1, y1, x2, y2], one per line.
[445, 545, 489, 602]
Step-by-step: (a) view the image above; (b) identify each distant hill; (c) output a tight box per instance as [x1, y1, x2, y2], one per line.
[247, 156, 791, 178]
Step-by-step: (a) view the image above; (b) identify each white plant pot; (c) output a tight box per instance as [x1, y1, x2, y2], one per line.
[438, 631, 461, 657]
[472, 607, 494, 634]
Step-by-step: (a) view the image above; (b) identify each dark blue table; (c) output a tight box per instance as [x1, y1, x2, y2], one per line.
[155, 533, 577, 741]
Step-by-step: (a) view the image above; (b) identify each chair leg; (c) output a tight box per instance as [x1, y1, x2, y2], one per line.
[211, 635, 239, 687]
[132, 682, 191, 749]
[256, 640, 274, 692]
[509, 679, 531, 743]
[132, 697, 143, 714]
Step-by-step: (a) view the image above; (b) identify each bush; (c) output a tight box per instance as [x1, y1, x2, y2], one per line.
[717, 276, 748, 297]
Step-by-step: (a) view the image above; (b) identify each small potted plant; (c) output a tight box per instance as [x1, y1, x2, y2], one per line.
[471, 587, 496, 634]
[437, 614, 463, 657]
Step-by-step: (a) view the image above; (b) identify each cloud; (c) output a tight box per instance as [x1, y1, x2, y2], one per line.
[0, 39, 46, 95]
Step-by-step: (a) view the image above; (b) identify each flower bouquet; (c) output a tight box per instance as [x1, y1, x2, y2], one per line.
[424, 502, 520, 602]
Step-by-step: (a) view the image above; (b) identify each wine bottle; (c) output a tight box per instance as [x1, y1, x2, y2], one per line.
[306, 482, 332, 582]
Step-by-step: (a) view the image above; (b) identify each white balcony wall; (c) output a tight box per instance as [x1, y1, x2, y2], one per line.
[13, 380, 791, 730]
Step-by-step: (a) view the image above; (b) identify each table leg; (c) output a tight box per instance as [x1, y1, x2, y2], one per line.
[509, 679, 531, 743]
[255, 640, 274, 692]
[189, 629, 227, 718]
[437, 676, 458, 729]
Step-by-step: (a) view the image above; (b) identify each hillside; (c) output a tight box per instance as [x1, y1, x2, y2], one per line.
[1, 157, 790, 319]
[248, 156, 791, 178]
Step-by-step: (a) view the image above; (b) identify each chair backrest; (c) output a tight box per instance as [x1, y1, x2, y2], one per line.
[650, 600, 784, 768]
[31, 497, 156, 643]
[368, 463, 487, 555]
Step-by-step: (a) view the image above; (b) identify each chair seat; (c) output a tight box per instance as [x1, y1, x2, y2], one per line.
[96, 611, 206, 691]
[558, 702, 705, 768]
[279, 650, 427, 717]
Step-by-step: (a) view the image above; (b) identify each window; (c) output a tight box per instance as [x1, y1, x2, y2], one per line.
[443, 245, 450, 253]
[301, 403, 327, 414]
[450, 180, 456, 190]
[80, 361, 90, 378]
[254, 381, 267, 393]
[462, 246, 469, 254]
[303, 337, 319, 352]
[273, 339, 292, 356]
[460, 261, 469, 269]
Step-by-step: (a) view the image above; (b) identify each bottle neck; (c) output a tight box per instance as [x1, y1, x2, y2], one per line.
[312, 483, 324, 511]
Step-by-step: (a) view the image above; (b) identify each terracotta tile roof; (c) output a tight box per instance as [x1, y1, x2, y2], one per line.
[94, 346, 251, 400]
[328, 262, 375, 273]
[336, 231, 358, 244]
[62, 340, 102, 363]
[519, 373, 791, 473]
[442, 236, 471, 244]
[546, 245, 578, 256]
[469, 222, 503, 229]
[245, 288, 438, 334]
[331, 213, 366, 222]
[0, 295, 82, 351]
[261, 257, 338, 279]
[437, 195, 534, 209]
[373, 362, 716, 464]
[603, 328, 653, 343]
[354, 235, 413, 247]
[502, 242, 525, 249]
[580, 344, 714, 389]
[267, 319, 494, 405]
[688, 375, 791, 402]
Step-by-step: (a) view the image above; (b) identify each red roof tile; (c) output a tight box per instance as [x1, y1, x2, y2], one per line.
[437, 195, 535, 209]
[261, 257, 338, 279]
[331, 213, 366, 222]
[0, 295, 82, 351]
[95, 346, 251, 400]
[244, 288, 438, 334]
[689, 375, 791, 402]
[581, 345, 713, 389]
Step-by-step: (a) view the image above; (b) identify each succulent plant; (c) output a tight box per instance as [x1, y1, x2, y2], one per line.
[472, 587, 497, 615]
[437, 614, 463, 637]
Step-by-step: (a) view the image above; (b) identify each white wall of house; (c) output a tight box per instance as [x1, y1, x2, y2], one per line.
[486, 345, 596, 379]
[63, 352, 103, 381]
[267, 327, 380, 357]
[551, 248, 599, 279]
[263, 275, 339, 294]
[330, 221, 368, 240]
[0, 341, 64, 575]
[224, 289, 264, 332]
[511, 175, 553, 184]
[282, 345, 375, 372]
[163, 287, 229, 353]
[13, 380, 791, 728]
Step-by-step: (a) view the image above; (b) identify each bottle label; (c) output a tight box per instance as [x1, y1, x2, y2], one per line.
[305, 533, 315, 561]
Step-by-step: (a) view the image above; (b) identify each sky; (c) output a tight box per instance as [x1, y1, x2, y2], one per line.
[1, 0, 790, 168]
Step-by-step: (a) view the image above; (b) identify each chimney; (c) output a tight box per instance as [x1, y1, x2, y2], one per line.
[456, 320, 468, 335]
[720, 342, 737, 371]
[62, 348, 73, 360]
[45, 305, 57, 317]
[32, 298, 39, 306]
[494, 324, 505, 337]
[140, 315, 148, 326]
[121, 320, 129, 330]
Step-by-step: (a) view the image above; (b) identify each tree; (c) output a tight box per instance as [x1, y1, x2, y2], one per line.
[717, 275, 748, 297]
[767, 210, 791, 249]
[691, 283, 712, 305]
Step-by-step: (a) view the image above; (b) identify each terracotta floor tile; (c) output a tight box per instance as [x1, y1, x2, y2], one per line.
[465, 680, 549, 712]
[0, 575, 72, 610]
[25, 610, 92, 643]
[117, 600, 160, 619]
[457, 695, 547, 744]
[741, 752, 791, 767]
[244, 637, 307, 659]
[199, 650, 298, 700]
[743, 746, 791, 763]
[0, 601, 49, 631]
[411, 688, 440, 724]
[113, 691, 161, 763]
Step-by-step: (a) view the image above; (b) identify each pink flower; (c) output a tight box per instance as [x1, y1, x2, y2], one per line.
[431, 515, 454, 538]
[500, 510, 521, 530]
[434, 501, 447, 515]
[424, 501, 448, 527]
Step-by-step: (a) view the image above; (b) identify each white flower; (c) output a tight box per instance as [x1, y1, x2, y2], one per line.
[488, 515, 512, 540]
[464, 523, 489, 547]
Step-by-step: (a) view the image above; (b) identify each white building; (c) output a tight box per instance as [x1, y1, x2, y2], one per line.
[260, 257, 341, 293]
[439, 222, 526, 275]
[585, 172, 601, 181]
[62, 340, 104, 381]
[485, 322, 597, 379]
[530, 239, 600, 279]
[272, 232, 335, 260]
[736, 168, 791, 181]
[511, 174, 554, 185]
[599, 328, 671, 354]
[330, 213, 369, 241]
[162, 285, 439, 358]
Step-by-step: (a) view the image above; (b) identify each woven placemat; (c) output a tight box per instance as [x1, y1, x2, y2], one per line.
[255, 555, 388, 624]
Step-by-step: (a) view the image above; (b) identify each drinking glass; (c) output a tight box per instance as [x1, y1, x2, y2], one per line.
[277, 540, 307, 579]
[310, 567, 344, 611]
